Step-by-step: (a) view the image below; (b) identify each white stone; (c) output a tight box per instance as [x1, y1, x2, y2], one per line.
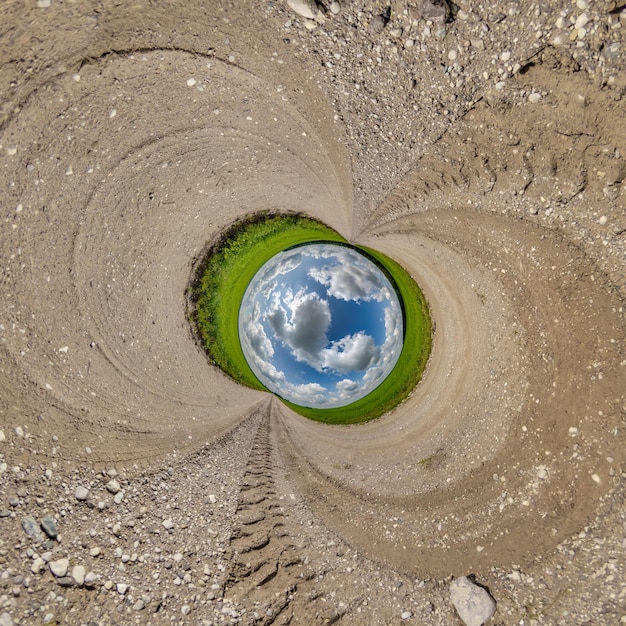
[574, 14, 589, 30]
[75, 486, 89, 501]
[15, 426, 24, 437]
[529, 93, 542, 103]
[49, 558, 69, 578]
[37, 0, 51, 7]
[329, 1, 341, 15]
[116, 583, 128, 595]
[450, 576, 496, 626]
[598, 215, 607, 225]
[72, 565, 86, 586]
[0, 430, 5, 443]
[401, 611, 413, 619]
[287, 0, 317, 20]
[162, 519, 174, 530]
[186, 78, 197, 87]
[106, 479, 121, 494]
[501, 51, 511, 62]
[31, 558, 45, 574]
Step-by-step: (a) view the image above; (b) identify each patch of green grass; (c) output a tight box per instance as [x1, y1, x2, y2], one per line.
[189, 212, 432, 424]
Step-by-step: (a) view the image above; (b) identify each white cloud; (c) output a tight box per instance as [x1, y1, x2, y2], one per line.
[308, 261, 388, 302]
[266, 290, 330, 368]
[321, 332, 380, 373]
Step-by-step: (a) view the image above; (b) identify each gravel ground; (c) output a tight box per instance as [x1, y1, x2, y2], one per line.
[0, 1, 625, 625]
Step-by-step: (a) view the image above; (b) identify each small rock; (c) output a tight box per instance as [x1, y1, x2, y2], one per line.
[114, 491, 124, 504]
[15, 426, 24, 437]
[0, 430, 5, 443]
[369, 13, 388, 33]
[116, 583, 129, 595]
[37, 0, 51, 6]
[40, 515, 58, 540]
[186, 78, 197, 87]
[329, 1, 340, 15]
[450, 576, 496, 626]
[56, 576, 74, 588]
[0, 614, 14, 626]
[417, 0, 450, 24]
[84, 571, 97, 586]
[49, 558, 69, 578]
[31, 558, 45, 574]
[162, 519, 174, 530]
[603, 42, 621, 61]
[72, 565, 86, 586]
[286, 0, 317, 20]
[133, 600, 145, 611]
[401, 610, 413, 619]
[528, 93, 542, 103]
[75, 486, 89, 501]
[106, 479, 121, 494]
[181, 605, 191, 616]
[21, 517, 44, 542]
[90, 547, 101, 557]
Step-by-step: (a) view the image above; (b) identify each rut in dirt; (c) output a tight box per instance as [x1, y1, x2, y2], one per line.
[222, 402, 348, 625]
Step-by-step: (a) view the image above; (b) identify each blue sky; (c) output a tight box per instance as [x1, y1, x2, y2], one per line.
[239, 244, 403, 408]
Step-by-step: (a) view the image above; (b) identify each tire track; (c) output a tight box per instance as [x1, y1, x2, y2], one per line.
[223, 402, 351, 625]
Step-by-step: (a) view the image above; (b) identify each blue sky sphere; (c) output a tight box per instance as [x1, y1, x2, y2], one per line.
[238, 243, 404, 408]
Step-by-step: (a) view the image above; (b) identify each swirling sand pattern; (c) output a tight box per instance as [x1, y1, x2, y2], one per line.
[0, 1, 624, 624]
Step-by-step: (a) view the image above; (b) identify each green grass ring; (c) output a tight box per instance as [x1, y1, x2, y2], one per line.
[189, 212, 432, 424]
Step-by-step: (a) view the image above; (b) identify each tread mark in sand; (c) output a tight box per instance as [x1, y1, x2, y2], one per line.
[223, 410, 346, 625]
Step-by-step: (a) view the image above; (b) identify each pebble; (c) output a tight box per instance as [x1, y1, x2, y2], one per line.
[75, 486, 89, 501]
[329, 1, 340, 15]
[40, 515, 58, 540]
[37, 0, 51, 7]
[0, 430, 5, 443]
[162, 519, 174, 530]
[106, 478, 121, 493]
[417, 0, 450, 25]
[72, 565, 86, 586]
[116, 583, 129, 595]
[84, 572, 97, 586]
[21, 517, 44, 543]
[450, 576, 496, 626]
[401, 610, 413, 619]
[528, 93, 542, 103]
[186, 78, 197, 87]
[603, 43, 621, 61]
[286, 0, 317, 20]
[31, 558, 45, 574]
[49, 558, 69, 578]
[0, 614, 13, 626]
[15, 426, 24, 437]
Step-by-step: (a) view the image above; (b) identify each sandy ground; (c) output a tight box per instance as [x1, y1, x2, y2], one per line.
[0, 0, 625, 624]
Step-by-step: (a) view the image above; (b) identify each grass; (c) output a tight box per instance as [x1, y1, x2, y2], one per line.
[189, 212, 432, 424]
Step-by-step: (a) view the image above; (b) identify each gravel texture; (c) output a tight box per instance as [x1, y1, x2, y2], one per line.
[0, 0, 625, 624]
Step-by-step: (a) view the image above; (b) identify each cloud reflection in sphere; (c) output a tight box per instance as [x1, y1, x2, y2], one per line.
[239, 244, 404, 408]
